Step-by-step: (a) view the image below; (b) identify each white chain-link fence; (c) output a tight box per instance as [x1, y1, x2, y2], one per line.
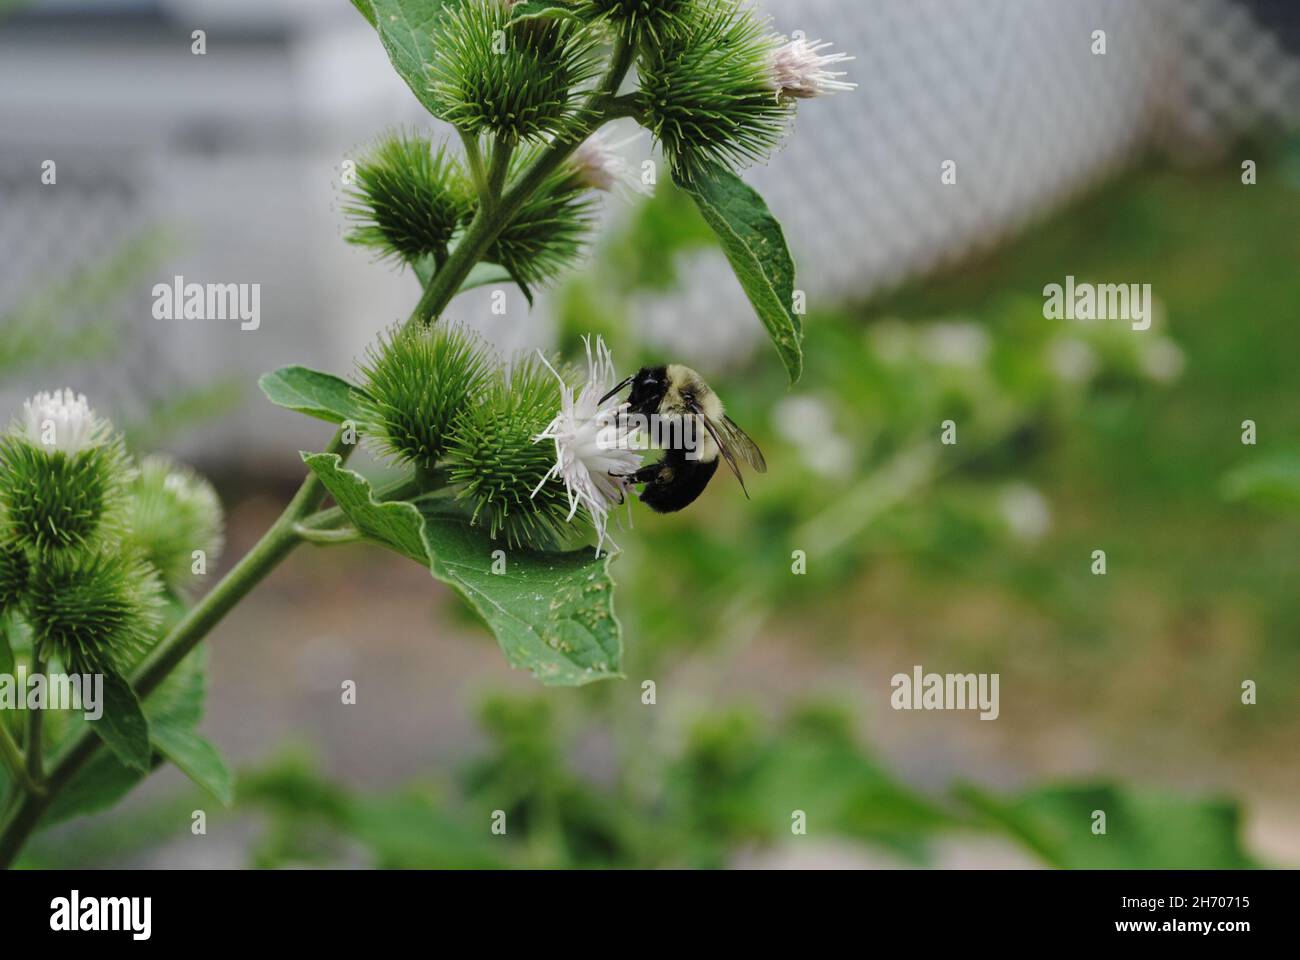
[1, 0, 1296, 456]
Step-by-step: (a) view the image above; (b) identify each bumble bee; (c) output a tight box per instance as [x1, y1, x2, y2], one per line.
[600, 364, 766, 513]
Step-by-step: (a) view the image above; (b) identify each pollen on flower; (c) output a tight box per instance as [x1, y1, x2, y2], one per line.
[21, 388, 103, 455]
[571, 130, 653, 197]
[769, 36, 856, 100]
[532, 336, 643, 555]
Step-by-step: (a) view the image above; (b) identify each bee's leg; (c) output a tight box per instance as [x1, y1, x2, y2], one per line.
[620, 459, 671, 487]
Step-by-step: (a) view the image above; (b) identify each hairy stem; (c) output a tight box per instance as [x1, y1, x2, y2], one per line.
[459, 129, 490, 208]
[407, 35, 636, 326]
[0, 721, 40, 799]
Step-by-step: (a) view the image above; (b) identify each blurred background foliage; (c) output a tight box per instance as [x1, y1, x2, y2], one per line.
[15, 137, 1299, 869]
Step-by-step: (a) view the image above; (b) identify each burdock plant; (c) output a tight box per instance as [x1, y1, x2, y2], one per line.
[0, 0, 851, 865]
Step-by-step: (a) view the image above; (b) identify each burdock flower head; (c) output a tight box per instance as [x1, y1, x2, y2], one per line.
[22, 388, 103, 454]
[532, 337, 642, 555]
[769, 35, 856, 100]
[570, 130, 653, 198]
[0, 389, 132, 554]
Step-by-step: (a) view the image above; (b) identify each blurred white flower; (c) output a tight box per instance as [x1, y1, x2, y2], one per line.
[773, 395, 853, 479]
[571, 130, 653, 197]
[921, 322, 990, 368]
[1048, 337, 1099, 384]
[770, 36, 856, 100]
[21, 388, 103, 455]
[998, 482, 1051, 544]
[533, 337, 642, 556]
[1140, 337, 1185, 384]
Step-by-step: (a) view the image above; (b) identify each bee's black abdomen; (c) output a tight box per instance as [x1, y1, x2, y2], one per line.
[636, 454, 719, 514]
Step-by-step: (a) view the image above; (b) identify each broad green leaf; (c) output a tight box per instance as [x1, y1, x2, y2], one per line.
[88, 664, 151, 772]
[955, 782, 1258, 869]
[0, 620, 13, 676]
[368, 0, 465, 120]
[351, 0, 378, 28]
[44, 652, 228, 825]
[1221, 453, 1300, 510]
[145, 650, 233, 805]
[258, 365, 367, 425]
[302, 453, 623, 686]
[151, 727, 233, 806]
[677, 165, 803, 382]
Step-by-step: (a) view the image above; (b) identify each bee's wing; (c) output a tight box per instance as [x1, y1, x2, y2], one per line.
[720, 416, 767, 473]
[685, 397, 763, 498]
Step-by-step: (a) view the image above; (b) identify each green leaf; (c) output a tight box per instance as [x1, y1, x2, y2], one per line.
[151, 727, 233, 806]
[258, 365, 367, 425]
[676, 165, 803, 382]
[1221, 452, 1300, 510]
[351, 0, 378, 28]
[302, 453, 623, 686]
[44, 652, 229, 825]
[87, 664, 151, 772]
[955, 782, 1258, 869]
[367, 0, 465, 120]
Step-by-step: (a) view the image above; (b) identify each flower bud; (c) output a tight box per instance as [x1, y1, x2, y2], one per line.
[124, 456, 224, 594]
[430, 2, 600, 144]
[0, 391, 132, 555]
[638, 3, 792, 180]
[344, 133, 471, 265]
[444, 355, 574, 548]
[0, 539, 29, 617]
[484, 146, 598, 297]
[357, 323, 493, 472]
[25, 548, 163, 671]
[579, 0, 694, 43]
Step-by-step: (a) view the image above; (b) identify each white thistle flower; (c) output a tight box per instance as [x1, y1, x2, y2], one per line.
[571, 130, 654, 198]
[769, 36, 856, 100]
[532, 336, 643, 556]
[21, 388, 104, 455]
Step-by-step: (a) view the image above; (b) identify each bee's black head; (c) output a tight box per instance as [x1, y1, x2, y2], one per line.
[601, 365, 668, 416]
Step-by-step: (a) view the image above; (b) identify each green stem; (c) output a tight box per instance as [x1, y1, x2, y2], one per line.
[0, 722, 41, 799]
[486, 139, 514, 202]
[291, 524, 362, 545]
[407, 36, 637, 327]
[25, 654, 44, 783]
[0, 429, 354, 867]
[459, 129, 490, 208]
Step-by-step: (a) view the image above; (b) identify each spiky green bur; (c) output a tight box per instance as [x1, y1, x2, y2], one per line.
[124, 456, 224, 593]
[0, 539, 29, 616]
[0, 437, 131, 555]
[344, 133, 470, 264]
[483, 149, 598, 295]
[638, 1, 792, 180]
[25, 548, 163, 671]
[429, 2, 600, 144]
[357, 323, 493, 472]
[444, 355, 575, 548]
[578, 0, 695, 43]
